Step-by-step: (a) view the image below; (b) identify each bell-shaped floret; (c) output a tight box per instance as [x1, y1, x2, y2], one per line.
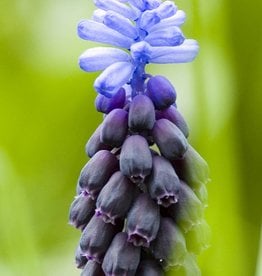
[75, 245, 87, 269]
[85, 124, 112, 158]
[120, 135, 152, 183]
[156, 105, 189, 137]
[81, 260, 105, 276]
[69, 195, 96, 230]
[173, 144, 209, 189]
[100, 109, 128, 147]
[175, 253, 201, 276]
[147, 155, 180, 207]
[136, 259, 163, 276]
[78, 150, 119, 199]
[95, 87, 126, 114]
[147, 76, 176, 110]
[102, 232, 141, 276]
[96, 171, 137, 224]
[80, 215, 122, 263]
[126, 193, 160, 247]
[168, 181, 204, 232]
[152, 119, 188, 160]
[150, 217, 187, 269]
[128, 95, 155, 132]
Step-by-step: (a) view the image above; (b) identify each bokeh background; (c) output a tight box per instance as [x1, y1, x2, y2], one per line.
[0, 0, 261, 275]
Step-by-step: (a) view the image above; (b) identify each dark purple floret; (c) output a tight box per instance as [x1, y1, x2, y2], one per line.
[173, 144, 209, 189]
[80, 215, 122, 263]
[150, 217, 187, 269]
[136, 259, 163, 276]
[75, 245, 87, 269]
[120, 135, 152, 184]
[69, 195, 96, 230]
[128, 94, 155, 131]
[152, 118, 188, 160]
[167, 181, 204, 232]
[85, 124, 112, 158]
[147, 155, 180, 207]
[102, 232, 141, 276]
[126, 193, 160, 247]
[156, 105, 189, 138]
[95, 87, 126, 114]
[81, 261, 105, 276]
[78, 150, 119, 199]
[96, 171, 137, 224]
[146, 75, 176, 110]
[100, 108, 128, 147]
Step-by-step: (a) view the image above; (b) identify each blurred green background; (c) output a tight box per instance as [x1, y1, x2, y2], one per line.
[0, 0, 261, 275]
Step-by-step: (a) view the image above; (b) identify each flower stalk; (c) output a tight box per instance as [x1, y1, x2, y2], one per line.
[69, 0, 209, 275]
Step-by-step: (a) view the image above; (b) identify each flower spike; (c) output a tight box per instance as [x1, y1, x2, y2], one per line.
[69, 1, 209, 275]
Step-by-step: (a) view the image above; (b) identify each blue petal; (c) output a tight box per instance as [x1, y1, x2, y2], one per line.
[145, 26, 185, 46]
[125, 0, 145, 11]
[139, 10, 161, 30]
[94, 0, 139, 20]
[145, 0, 161, 10]
[104, 11, 139, 39]
[94, 61, 135, 97]
[148, 10, 186, 33]
[148, 39, 199, 63]
[139, 1, 176, 31]
[92, 9, 106, 23]
[79, 47, 131, 72]
[78, 20, 134, 48]
[155, 0, 177, 20]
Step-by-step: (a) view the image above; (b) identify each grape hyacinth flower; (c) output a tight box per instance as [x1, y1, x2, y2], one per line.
[69, 0, 210, 275]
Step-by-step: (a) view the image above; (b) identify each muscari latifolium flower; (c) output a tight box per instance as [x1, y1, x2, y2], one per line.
[69, 0, 210, 275]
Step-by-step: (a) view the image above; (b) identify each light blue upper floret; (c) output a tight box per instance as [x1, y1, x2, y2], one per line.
[78, 0, 199, 97]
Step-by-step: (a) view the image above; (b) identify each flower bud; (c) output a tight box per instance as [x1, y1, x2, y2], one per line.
[80, 215, 122, 263]
[156, 105, 189, 138]
[85, 124, 112, 158]
[69, 195, 96, 230]
[102, 232, 141, 275]
[120, 135, 152, 183]
[168, 181, 204, 232]
[100, 108, 128, 147]
[136, 259, 164, 276]
[152, 119, 188, 160]
[146, 75, 176, 110]
[126, 193, 160, 247]
[95, 87, 126, 114]
[147, 155, 180, 207]
[150, 217, 187, 269]
[173, 144, 209, 189]
[78, 150, 118, 199]
[75, 245, 87, 269]
[81, 261, 104, 276]
[185, 219, 211, 254]
[96, 171, 137, 224]
[128, 94, 155, 131]
[175, 253, 201, 276]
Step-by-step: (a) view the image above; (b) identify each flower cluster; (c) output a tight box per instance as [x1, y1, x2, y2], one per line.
[69, 0, 209, 275]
